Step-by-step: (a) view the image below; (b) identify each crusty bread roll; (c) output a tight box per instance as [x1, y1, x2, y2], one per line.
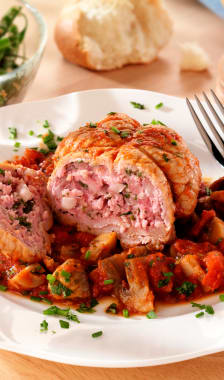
[179, 42, 210, 72]
[55, 0, 172, 71]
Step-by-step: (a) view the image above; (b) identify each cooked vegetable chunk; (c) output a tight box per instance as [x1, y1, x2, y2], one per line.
[83, 232, 117, 263]
[119, 257, 154, 313]
[207, 217, 224, 245]
[48, 259, 90, 300]
[8, 264, 45, 290]
[202, 251, 224, 292]
[179, 254, 205, 286]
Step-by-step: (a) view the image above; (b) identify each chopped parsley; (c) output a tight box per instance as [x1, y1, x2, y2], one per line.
[9, 127, 17, 139]
[79, 181, 88, 189]
[176, 281, 196, 297]
[103, 279, 114, 285]
[0, 284, 7, 291]
[43, 120, 50, 128]
[111, 126, 120, 134]
[92, 330, 103, 338]
[106, 303, 118, 314]
[123, 309, 129, 318]
[77, 299, 99, 314]
[130, 101, 145, 110]
[59, 320, 69, 329]
[108, 112, 116, 115]
[0, 168, 5, 176]
[84, 250, 91, 260]
[61, 270, 71, 282]
[43, 305, 80, 323]
[89, 122, 97, 128]
[146, 310, 157, 319]
[40, 320, 48, 332]
[162, 153, 169, 162]
[155, 102, 163, 109]
[17, 216, 31, 230]
[191, 302, 214, 315]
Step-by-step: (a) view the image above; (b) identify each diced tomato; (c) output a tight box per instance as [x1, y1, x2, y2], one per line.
[147, 252, 174, 294]
[191, 209, 216, 237]
[202, 250, 224, 291]
[173, 239, 215, 260]
[13, 148, 45, 170]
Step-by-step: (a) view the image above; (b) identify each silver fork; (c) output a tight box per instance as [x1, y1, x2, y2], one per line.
[186, 90, 224, 166]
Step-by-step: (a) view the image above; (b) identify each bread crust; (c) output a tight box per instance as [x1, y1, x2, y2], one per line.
[54, 0, 172, 71]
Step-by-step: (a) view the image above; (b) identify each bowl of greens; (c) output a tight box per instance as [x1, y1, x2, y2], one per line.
[0, 0, 47, 106]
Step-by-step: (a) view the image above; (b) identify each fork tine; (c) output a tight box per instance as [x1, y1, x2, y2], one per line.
[210, 89, 224, 116]
[203, 91, 224, 133]
[186, 98, 214, 155]
[194, 95, 224, 156]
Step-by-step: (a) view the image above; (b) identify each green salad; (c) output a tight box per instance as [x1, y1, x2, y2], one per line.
[0, 6, 28, 75]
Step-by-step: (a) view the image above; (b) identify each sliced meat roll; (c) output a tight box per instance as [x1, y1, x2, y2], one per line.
[132, 124, 201, 217]
[48, 144, 175, 248]
[0, 164, 53, 263]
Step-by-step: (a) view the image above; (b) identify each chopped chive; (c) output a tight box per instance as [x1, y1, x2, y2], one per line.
[191, 302, 215, 315]
[92, 330, 103, 338]
[151, 119, 165, 126]
[149, 260, 154, 267]
[164, 272, 173, 278]
[61, 270, 71, 282]
[43, 306, 80, 323]
[43, 120, 50, 128]
[14, 142, 20, 148]
[205, 187, 212, 196]
[111, 126, 120, 134]
[89, 122, 97, 128]
[124, 193, 130, 198]
[121, 131, 130, 138]
[176, 281, 196, 297]
[130, 101, 145, 110]
[0, 168, 5, 176]
[0, 284, 7, 291]
[57, 136, 63, 142]
[155, 102, 163, 109]
[195, 311, 204, 318]
[162, 153, 169, 162]
[219, 294, 224, 302]
[46, 274, 56, 285]
[9, 127, 17, 139]
[40, 319, 48, 332]
[216, 238, 223, 245]
[29, 130, 34, 136]
[59, 320, 69, 329]
[30, 296, 41, 302]
[104, 279, 114, 285]
[123, 309, 129, 318]
[171, 140, 177, 145]
[106, 303, 118, 314]
[143, 123, 149, 126]
[85, 250, 91, 260]
[108, 112, 116, 115]
[146, 310, 157, 319]
[37, 134, 42, 138]
[120, 211, 132, 216]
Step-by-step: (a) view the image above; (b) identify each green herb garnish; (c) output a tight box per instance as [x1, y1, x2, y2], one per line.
[111, 126, 120, 134]
[104, 279, 114, 285]
[30, 296, 41, 302]
[151, 119, 165, 126]
[59, 320, 69, 329]
[0, 168, 5, 176]
[29, 130, 34, 136]
[205, 187, 212, 196]
[0, 284, 7, 291]
[85, 250, 91, 260]
[43, 120, 50, 128]
[108, 112, 116, 115]
[162, 153, 169, 162]
[130, 101, 145, 109]
[155, 102, 163, 109]
[40, 320, 48, 332]
[146, 310, 157, 319]
[43, 305, 80, 323]
[121, 131, 130, 138]
[61, 270, 71, 282]
[106, 303, 118, 314]
[79, 181, 88, 189]
[46, 274, 56, 284]
[92, 330, 103, 338]
[9, 127, 17, 139]
[123, 309, 129, 318]
[17, 216, 31, 230]
[171, 140, 177, 146]
[42, 129, 57, 152]
[176, 281, 196, 297]
[219, 294, 224, 302]
[195, 312, 204, 318]
[76, 299, 99, 314]
[191, 302, 214, 315]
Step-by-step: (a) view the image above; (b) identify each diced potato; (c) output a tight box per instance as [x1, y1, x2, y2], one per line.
[8, 264, 45, 290]
[126, 246, 148, 257]
[119, 257, 154, 313]
[49, 258, 90, 300]
[59, 244, 79, 262]
[84, 232, 117, 263]
[207, 216, 224, 244]
[179, 254, 205, 283]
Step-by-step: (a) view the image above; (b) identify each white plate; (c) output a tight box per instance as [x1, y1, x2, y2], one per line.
[0, 88, 224, 368]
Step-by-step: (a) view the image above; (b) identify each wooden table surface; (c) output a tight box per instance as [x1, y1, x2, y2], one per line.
[2, 0, 224, 379]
